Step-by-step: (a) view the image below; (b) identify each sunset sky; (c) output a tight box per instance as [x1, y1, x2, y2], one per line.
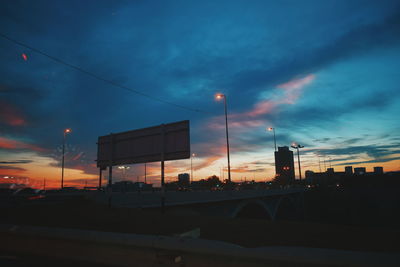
[1, 0, 400, 189]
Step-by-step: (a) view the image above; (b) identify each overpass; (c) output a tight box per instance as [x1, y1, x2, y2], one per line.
[91, 188, 305, 220]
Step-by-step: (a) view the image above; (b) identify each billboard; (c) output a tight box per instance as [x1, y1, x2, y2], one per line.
[96, 120, 190, 168]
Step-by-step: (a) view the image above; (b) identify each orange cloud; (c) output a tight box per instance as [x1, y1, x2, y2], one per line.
[0, 137, 46, 152]
[194, 156, 222, 171]
[0, 166, 26, 174]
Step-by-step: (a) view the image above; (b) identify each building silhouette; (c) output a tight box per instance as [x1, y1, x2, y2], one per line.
[354, 167, 366, 175]
[274, 146, 295, 184]
[374, 166, 384, 175]
[345, 166, 353, 176]
[327, 168, 335, 174]
[178, 173, 190, 186]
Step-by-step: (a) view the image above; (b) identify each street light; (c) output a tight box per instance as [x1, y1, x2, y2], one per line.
[190, 153, 196, 184]
[267, 127, 277, 152]
[118, 166, 130, 179]
[291, 142, 304, 180]
[215, 93, 231, 183]
[61, 128, 72, 189]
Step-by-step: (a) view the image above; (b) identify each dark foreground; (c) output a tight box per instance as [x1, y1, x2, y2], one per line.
[1, 197, 399, 251]
[1, 197, 400, 266]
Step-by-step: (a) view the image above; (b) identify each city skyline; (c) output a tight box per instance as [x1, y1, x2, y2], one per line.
[1, 0, 400, 188]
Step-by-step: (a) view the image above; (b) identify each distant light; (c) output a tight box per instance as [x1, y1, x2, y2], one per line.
[192, 153, 196, 157]
[267, 127, 274, 131]
[64, 128, 72, 134]
[21, 53, 28, 61]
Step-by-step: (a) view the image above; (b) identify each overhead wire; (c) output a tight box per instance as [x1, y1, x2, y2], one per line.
[0, 32, 213, 115]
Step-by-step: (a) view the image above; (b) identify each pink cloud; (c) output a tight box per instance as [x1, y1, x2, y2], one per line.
[0, 137, 46, 152]
[203, 73, 316, 157]
[245, 100, 277, 117]
[277, 74, 315, 91]
[72, 152, 84, 161]
[244, 74, 315, 117]
[208, 116, 265, 130]
[0, 102, 26, 126]
[229, 73, 316, 120]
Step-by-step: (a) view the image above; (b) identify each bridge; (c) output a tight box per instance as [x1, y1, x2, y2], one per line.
[91, 188, 305, 220]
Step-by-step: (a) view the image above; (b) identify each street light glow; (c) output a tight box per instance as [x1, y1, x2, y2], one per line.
[64, 128, 72, 134]
[215, 93, 224, 100]
[267, 127, 274, 131]
[118, 166, 130, 170]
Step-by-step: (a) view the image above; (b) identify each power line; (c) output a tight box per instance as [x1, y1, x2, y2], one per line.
[0, 32, 211, 114]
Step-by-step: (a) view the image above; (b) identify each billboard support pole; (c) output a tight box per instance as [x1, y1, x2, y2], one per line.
[108, 133, 114, 189]
[98, 168, 102, 189]
[161, 124, 165, 213]
[144, 163, 147, 184]
[108, 166, 113, 187]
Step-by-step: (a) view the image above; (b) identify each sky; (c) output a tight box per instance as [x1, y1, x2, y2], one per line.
[1, 0, 400, 189]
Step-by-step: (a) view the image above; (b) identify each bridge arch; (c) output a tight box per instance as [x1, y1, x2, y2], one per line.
[274, 194, 299, 221]
[231, 199, 273, 220]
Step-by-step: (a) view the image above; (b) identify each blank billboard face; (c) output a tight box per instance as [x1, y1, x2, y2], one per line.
[97, 120, 190, 168]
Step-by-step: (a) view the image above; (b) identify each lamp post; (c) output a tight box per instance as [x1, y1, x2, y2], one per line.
[190, 153, 196, 184]
[267, 127, 277, 152]
[291, 142, 304, 180]
[215, 93, 231, 183]
[61, 128, 71, 189]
